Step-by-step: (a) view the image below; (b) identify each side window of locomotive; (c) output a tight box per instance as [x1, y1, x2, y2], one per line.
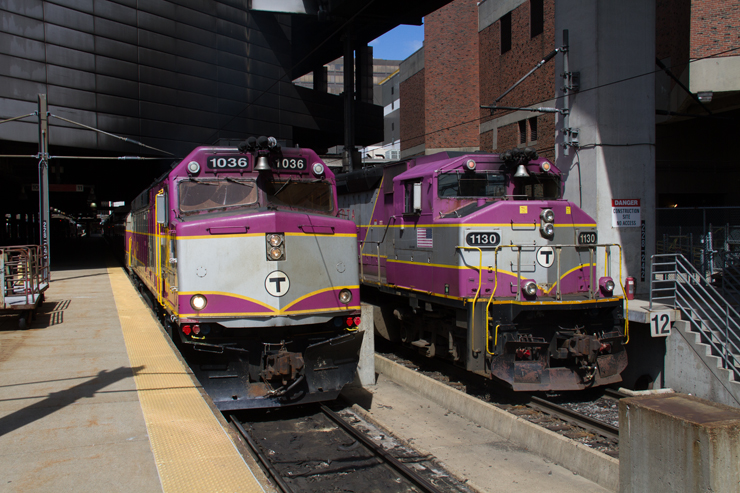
[178, 179, 257, 214]
[404, 180, 422, 214]
[437, 172, 506, 198]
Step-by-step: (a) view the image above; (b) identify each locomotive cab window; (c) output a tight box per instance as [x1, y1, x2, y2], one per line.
[178, 178, 258, 214]
[404, 180, 422, 214]
[264, 179, 334, 214]
[437, 171, 506, 198]
[513, 173, 561, 200]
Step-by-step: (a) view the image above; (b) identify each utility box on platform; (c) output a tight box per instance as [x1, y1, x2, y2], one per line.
[619, 393, 740, 492]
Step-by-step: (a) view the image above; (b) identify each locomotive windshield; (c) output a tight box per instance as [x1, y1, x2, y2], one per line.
[438, 171, 506, 198]
[513, 173, 561, 200]
[264, 179, 334, 214]
[177, 177, 334, 215]
[179, 178, 258, 213]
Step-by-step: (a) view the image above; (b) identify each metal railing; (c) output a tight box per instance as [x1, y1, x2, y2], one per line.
[650, 253, 740, 382]
[1, 245, 49, 309]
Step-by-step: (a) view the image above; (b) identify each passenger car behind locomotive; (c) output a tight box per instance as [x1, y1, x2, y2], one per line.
[126, 137, 363, 409]
[338, 149, 627, 391]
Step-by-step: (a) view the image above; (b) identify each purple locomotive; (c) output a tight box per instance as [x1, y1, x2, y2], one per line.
[126, 136, 363, 409]
[338, 148, 627, 391]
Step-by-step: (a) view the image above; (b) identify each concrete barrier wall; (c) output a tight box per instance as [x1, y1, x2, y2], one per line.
[619, 393, 740, 493]
[375, 354, 619, 491]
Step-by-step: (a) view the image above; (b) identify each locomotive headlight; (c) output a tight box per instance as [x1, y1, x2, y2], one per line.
[521, 280, 538, 297]
[339, 289, 352, 304]
[190, 294, 207, 311]
[600, 277, 616, 295]
[464, 159, 476, 171]
[540, 209, 555, 223]
[187, 161, 200, 174]
[312, 162, 325, 176]
[268, 247, 283, 260]
[266, 233, 285, 261]
[541, 223, 554, 237]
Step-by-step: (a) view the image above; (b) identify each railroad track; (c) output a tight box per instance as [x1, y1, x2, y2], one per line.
[230, 404, 470, 493]
[378, 345, 624, 456]
[527, 396, 619, 441]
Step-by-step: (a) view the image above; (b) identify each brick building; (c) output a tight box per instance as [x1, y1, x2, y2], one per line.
[400, 0, 480, 156]
[402, 0, 740, 207]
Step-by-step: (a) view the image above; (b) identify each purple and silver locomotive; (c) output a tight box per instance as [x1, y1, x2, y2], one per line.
[338, 149, 627, 391]
[126, 137, 363, 409]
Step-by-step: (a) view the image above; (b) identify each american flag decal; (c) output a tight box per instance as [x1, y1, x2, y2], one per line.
[417, 227, 433, 248]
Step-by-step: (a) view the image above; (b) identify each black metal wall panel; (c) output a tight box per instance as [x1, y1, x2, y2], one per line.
[1, 11, 44, 39]
[45, 24, 95, 52]
[48, 0, 93, 13]
[93, 0, 137, 25]
[0, 31, 46, 61]
[44, 3, 94, 32]
[47, 65, 95, 91]
[0, 54, 45, 81]
[46, 45, 94, 71]
[94, 37, 137, 63]
[0, 1, 44, 18]
[0, 0, 379, 160]
[96, 93, 139, 118]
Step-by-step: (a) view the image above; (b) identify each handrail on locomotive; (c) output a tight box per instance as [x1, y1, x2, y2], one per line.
[456, 242, 629, 354]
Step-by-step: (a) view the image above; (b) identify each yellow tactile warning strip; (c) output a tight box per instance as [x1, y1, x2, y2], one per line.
[107, 265, 265, 493]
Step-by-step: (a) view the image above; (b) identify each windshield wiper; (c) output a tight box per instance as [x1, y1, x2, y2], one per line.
[273, 178, 292, 196]
[225, 177, 250, 186]
[188, 177, 216, 185]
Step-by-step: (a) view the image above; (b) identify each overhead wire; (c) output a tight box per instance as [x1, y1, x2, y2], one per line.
[399, 44, 740, 150]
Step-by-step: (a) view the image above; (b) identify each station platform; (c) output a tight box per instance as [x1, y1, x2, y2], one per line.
[0, 237, 270, 492]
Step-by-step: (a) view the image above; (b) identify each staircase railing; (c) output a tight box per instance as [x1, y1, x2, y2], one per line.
[718, 265, 740, 307]
[650, 253, 740, 382]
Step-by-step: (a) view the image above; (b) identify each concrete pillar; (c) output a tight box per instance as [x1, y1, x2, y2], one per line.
[619, 393, 740, 492]
[352, 303, 375, 387]
[355, 44, 373, 104]
[555, 2, 656, 295]
[314, 65, 328, 93]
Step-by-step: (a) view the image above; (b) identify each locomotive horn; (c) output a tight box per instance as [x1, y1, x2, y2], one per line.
[238, 136, 257, 153]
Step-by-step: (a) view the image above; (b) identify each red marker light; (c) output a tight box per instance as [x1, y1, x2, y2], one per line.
[192, 324, 201, 335]
[353, 317, 362, 327]
[182, 325, 192, 335]
[346, 317, 354, 327]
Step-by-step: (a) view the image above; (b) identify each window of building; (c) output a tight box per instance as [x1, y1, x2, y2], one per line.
[518, 120, 526, 144]
[530, 0, 544, 38]
[501, 12, 512, 54]
[529, 117, 538, 141]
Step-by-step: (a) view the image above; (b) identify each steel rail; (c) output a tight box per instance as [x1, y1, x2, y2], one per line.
[528, 396, 619, 441]
[603, 388, 629, 400]
[319, 404, 444, 493]
[229, 416, 295, 493]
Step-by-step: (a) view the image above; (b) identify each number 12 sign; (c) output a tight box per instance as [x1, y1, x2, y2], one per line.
[650, 311, 673, 337]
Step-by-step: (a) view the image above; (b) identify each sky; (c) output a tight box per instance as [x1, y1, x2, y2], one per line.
[369, 24, 425, 61]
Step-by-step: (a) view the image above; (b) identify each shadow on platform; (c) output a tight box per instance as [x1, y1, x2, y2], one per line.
[0, 365, 144, 437]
